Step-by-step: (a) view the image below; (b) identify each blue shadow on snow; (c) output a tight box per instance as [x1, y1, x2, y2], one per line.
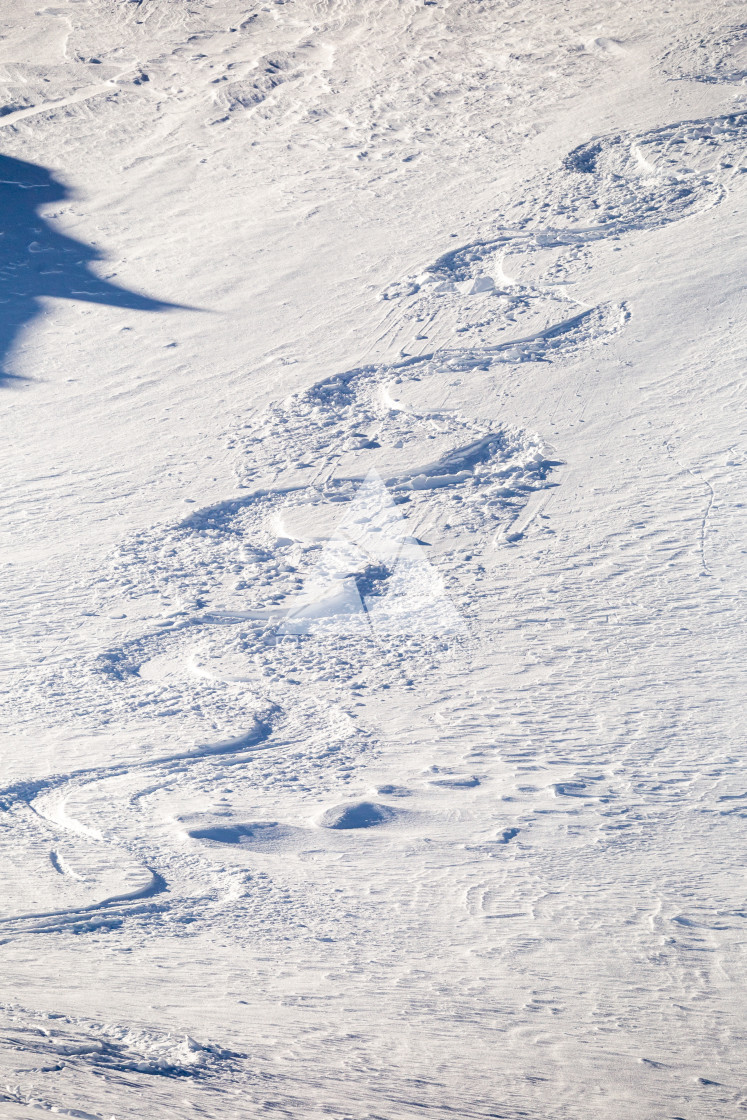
[0, 153, 186, 385]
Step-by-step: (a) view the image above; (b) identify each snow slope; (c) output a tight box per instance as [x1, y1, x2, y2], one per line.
[0, 1, 745, 1117]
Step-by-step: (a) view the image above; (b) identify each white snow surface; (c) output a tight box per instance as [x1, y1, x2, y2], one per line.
[1, 0, 746, 1117]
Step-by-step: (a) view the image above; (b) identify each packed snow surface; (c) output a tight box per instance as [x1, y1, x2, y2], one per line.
[1, 0, 746, 1117]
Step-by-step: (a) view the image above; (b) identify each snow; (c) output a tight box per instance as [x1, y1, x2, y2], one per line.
[1, 0, 746, 1117]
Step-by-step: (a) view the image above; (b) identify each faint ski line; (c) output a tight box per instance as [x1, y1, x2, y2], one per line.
[0, 78, 129, 130]
[665, 442, 714, 577]
[695, 471, 716, 578]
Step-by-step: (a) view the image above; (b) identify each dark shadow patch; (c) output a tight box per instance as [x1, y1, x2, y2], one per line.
[189, 825, 248, 845]
[0, 153, 190, 387]
[187, 821, 305, 849]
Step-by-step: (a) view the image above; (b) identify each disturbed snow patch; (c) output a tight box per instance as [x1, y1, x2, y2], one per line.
[380, 109, 746, 364]
[0, 1005, 244, 1081]
[663, 23, 747, 84]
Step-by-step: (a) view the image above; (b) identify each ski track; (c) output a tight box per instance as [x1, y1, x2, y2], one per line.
[0, 712, 277, 934]
[1, 2, 746, 1117]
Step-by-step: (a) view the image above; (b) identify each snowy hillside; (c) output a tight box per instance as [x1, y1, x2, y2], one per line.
[1, 1, 746, 1117]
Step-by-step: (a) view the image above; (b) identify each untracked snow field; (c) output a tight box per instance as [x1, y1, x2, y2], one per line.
[0, 1, 746, 1117]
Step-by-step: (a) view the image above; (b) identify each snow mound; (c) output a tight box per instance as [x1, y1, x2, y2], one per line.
[318, 801, 400, 830]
